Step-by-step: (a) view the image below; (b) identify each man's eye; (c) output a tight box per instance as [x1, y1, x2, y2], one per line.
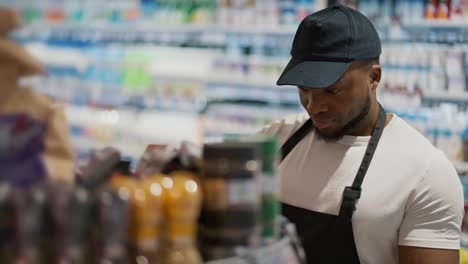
[325, 88, 341, 94]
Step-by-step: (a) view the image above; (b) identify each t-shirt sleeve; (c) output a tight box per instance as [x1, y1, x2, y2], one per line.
[256, 113, 309, 146]
[398, 152, 464, 249]
[257, 119, 283, 136]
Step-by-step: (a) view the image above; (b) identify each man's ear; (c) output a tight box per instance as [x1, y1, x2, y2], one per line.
[370, 64, 381, 91]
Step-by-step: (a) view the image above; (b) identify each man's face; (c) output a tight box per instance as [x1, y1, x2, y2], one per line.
[298, 62, 375, 142]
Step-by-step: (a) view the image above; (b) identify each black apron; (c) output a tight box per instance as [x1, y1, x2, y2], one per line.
[280, 105, 387, 264]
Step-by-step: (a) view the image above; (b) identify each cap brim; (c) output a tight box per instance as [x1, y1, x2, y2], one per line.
[276, 58, 352, 88]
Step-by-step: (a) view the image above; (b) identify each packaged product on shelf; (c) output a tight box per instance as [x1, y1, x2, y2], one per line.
[233, 0, 256, 25]
[109, 174, 138, 261]
[277, 0, 295, 24]
[450, 0, 466, 20]
[225, 135, 281, 243]
[43, 0, 66, 22]
[63, 186, 93, 264]
[437, 0, 450, 19]
[425, 0, 437, 19]
[77, 147, 122, 188]
[256, 137, 281, 242]
[96, 185, 131, 263]
[411, 0, 426, 22]
[0, 184, 11, 262]
[10, 185, 47, 264]
[201, 143, 261, 261]
[133, 144, 178, 179]
[445, 47, 466, 93]
[163, 174, 203, 264]
[131, 176, 165, 263]
[45, 181, 75, 263]
[163, 141, 203, 174]
[462, 247, 468, 264]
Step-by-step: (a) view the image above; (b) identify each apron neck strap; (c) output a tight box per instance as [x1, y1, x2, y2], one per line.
[339, 104, 387, 219]
[281, 119, 314, 162]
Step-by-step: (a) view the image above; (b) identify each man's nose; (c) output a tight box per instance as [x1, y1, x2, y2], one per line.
[304, 90, 328, 114]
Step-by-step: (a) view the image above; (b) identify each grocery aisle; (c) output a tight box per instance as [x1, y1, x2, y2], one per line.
[1, 0, 468, 263]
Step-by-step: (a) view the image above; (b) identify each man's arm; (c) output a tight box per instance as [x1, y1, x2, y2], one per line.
[397, 153, 464, 264]
[399, 246, 459, 264]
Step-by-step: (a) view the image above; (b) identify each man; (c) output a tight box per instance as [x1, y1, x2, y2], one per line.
[260, 4, 464, 264]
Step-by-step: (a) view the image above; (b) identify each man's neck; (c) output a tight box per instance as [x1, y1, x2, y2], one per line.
[348, 101, 380, 137]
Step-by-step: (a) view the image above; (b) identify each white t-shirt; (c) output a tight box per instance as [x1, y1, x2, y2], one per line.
[259, 112, 464, 264]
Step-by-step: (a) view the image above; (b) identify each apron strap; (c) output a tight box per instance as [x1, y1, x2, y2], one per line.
[280, 119, 314, 162]
[339, 104, 387, 219]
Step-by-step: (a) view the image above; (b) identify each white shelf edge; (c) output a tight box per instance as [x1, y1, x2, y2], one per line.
[402, 20, 468, 29]
[152, 73, 296, 90]
[17, 22, 297, 35]
[423, 91, 468, 102]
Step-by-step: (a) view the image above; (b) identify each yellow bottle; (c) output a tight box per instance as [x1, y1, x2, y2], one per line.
[164, 172, 202, 264]
[461, 248, 468, 264]
[132, 175, 165, 263]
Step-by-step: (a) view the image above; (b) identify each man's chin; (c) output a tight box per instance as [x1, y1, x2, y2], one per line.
[315, 128, 345, 143]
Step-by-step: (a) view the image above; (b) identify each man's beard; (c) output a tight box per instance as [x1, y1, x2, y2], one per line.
[315, 96, 371, 143]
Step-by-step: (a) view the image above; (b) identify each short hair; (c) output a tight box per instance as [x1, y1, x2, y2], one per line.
[352, 57, 380, 69]
[360, 57, 379, 65]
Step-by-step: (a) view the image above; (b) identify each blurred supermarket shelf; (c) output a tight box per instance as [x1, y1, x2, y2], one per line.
[14, 22, 298, 39]
[15, 21, 468, 45]
[400, 21, 468, 42]
[152, 73, 294, 90]
[402, 21, 468, 30]
[68, 106, 203, 158]
[423, 91, 468, 104]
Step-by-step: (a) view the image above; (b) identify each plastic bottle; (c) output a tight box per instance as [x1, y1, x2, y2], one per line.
[63, 187, 93, 264]
[129, 175, 165, 263]
[11, 185, 47, 264]
[163, 173, 202, 264]
[425, 0, 437, 19]
[437, 0, 450, 19]
[99, 176, 134, 264]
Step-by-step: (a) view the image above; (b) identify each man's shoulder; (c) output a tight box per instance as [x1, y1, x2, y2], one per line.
[257, 112, 309, 145]
[386, 115, 458, 179]
[386, 115, 439, 154]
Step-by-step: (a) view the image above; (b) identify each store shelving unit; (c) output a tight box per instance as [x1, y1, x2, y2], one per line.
[16, 22, 298, 35]
[423, 91, 468, 104]
[152, 73, 294, 90]
[399, 21, 468, 43]
[402, 21, 468, 29]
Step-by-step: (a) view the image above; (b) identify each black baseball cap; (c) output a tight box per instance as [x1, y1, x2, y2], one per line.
[277, 4, 381, 88]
